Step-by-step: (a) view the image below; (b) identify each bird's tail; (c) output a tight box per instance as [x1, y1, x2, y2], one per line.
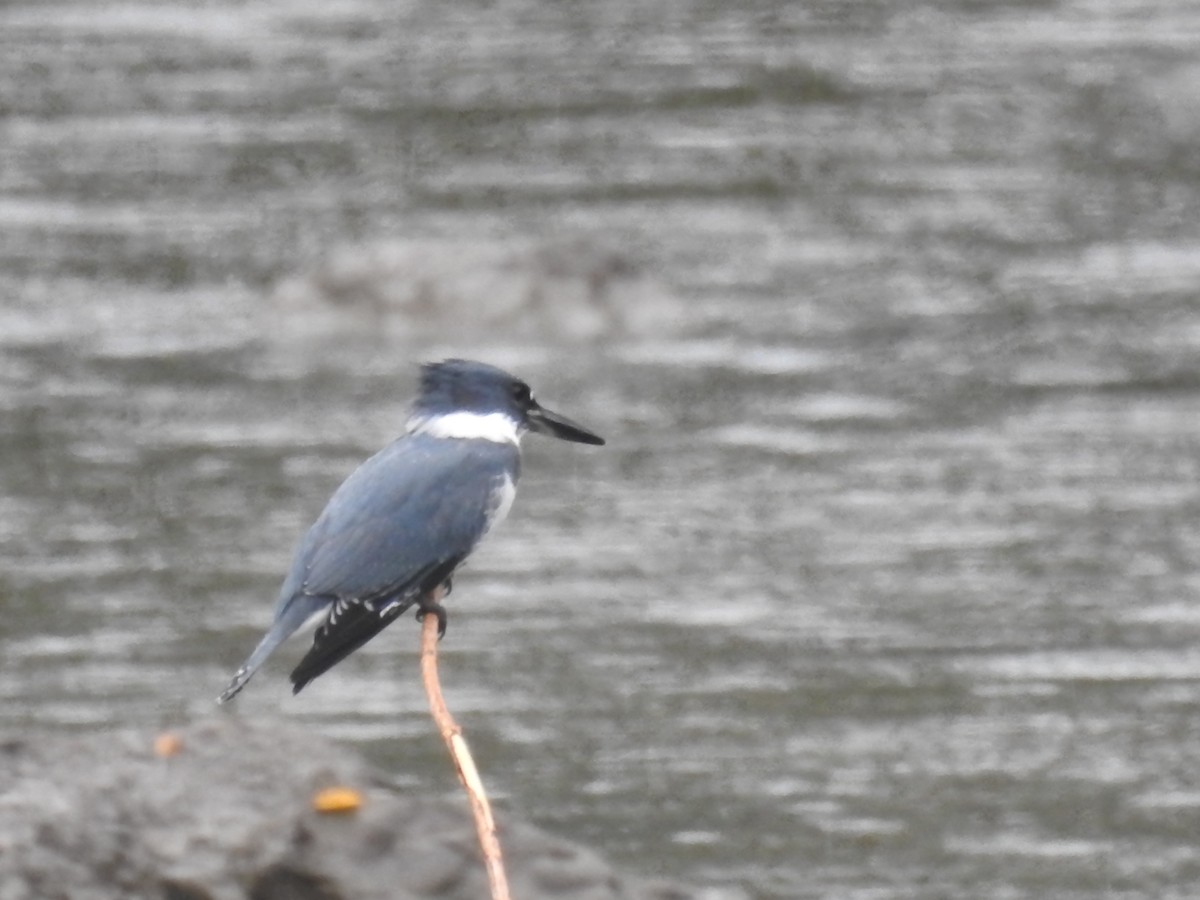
[217, 594, 328, 703]
[218, 659, 264, 704]
[289, 561, 459, 695]
[288, 595, 420, 695]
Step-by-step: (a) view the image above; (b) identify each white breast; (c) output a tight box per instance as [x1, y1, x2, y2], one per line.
[486, 473, 517, 535]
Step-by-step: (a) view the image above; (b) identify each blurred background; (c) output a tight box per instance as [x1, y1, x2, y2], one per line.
[4, 1, 1200, 897]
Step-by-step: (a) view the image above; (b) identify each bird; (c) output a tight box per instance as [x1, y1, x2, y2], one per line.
[217, 358, 604, 702]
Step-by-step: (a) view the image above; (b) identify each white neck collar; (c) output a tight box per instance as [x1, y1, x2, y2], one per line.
[406, 411, 522, 445]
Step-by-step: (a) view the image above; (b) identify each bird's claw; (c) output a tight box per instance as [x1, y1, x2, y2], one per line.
[415, 601, 447, 639]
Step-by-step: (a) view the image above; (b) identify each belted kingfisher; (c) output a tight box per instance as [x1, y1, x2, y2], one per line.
[218, 359, 604, 702]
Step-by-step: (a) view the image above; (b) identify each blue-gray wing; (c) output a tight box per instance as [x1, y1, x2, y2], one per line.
[283, 434, 518, 691]
[286, 435, 518, 601]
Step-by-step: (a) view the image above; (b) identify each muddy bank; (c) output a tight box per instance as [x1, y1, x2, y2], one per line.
[0, 718, 739, 900]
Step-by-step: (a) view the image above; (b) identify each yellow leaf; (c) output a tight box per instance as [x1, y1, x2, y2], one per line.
[312, 786, 364, 814]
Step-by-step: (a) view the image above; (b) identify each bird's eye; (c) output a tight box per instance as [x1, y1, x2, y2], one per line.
[511, 382, 532, 404]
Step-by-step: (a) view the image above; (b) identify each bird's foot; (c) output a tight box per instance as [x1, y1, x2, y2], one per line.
[415, 600, 447, 639]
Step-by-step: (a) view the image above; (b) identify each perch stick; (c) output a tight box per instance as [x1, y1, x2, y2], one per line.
[420, 605, 512, 900]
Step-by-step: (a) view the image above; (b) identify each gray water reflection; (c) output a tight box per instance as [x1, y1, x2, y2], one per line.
[4, 1, 1200, 897]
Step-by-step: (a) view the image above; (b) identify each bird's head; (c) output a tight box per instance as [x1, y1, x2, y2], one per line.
[407, 359, 605, 446]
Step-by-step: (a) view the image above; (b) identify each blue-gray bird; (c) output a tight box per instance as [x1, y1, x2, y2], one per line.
[218, 359, 604, 702]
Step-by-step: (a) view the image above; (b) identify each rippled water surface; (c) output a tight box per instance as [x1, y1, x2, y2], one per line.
[5, 1, 1200, 897]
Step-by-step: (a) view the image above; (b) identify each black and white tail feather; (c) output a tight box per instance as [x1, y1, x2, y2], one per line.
[289, 560, 458, 695]
[287, 593, 418, 695]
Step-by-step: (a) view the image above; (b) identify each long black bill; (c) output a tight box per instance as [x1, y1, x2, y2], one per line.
[527, 402, 605, 445]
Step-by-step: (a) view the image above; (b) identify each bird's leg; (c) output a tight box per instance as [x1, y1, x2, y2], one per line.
[415, 580, 450, 639]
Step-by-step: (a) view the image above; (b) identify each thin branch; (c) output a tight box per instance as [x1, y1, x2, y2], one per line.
[420, 607, 512, 900]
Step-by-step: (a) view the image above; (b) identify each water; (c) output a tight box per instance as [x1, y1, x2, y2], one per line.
[4, 1, 1200, 897]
